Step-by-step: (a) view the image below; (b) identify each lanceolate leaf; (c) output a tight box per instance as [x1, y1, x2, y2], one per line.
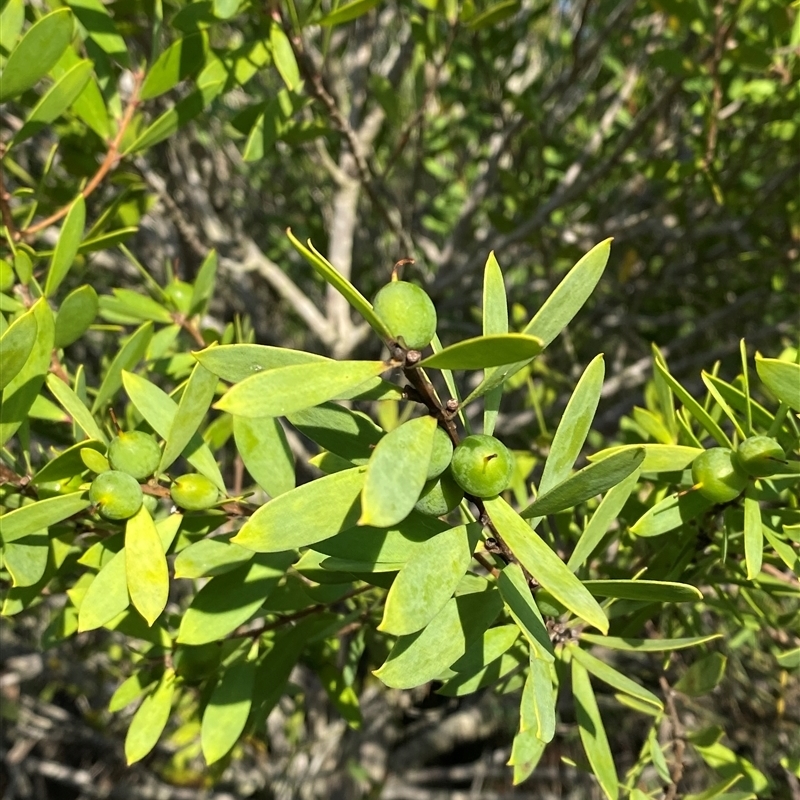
[0, 492, 90, 544]
[521, 448, 645, 518]
[418, 334, 543, 370]
[173, 536, 254, 579]
[159, 361, 218, 472]
[572, 658, 619, 800]
[46, 374, 108, 444]
[92, 322, 153, 412]
[521, 654, 556, 742]
[743, 495, 763, 580]
[631, 491, 714, 537]
[755, 355, 800, 411]
[270, 24, 300, 91]
[232, 467, 366, 552]
[485, 496, 608, 633]
[54, 285, 99, 348]
[233, 415, 295, 497]
[482, 251, 509, 436]
[214, 360, 389, 418]
[124, 669, 175, 765]
[497, 562, 555, 662]
[177, 551, 294, 645]
[379, 522, 480, 636]
[587, 444, 703, 473]
[582, 579, 702, 603]
[201, 657, 256, 765]
[359, 416, 437, 528]
[0, 303, 38, 392]
[140, 31, 208, 100]
[189, 250, 217, 316]
[580, 633, 722, 652]
[125, 505, 169, 627]
[31, 440, 105, 486]
[68, 0, 129, 64]
[78, 549, 129, 631]
[195, 342, 325, 379]
[45, 196, 85, 298]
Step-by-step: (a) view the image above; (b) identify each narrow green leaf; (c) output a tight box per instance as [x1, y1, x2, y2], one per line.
[109, 669, 158, 713]
[379, 523, 479, 635]
[319, 0, 381, 26]
[231, 467, 366, 552]
[125, 505, 169, 627]
[201, 658, 256, 765]
[3, 534, 49, 587]
[92, 322, 153, 412]
[195, 342, 325, 381]
[0, 492, 89, 544]
[467, 0, 520, 29]
[572, 658, 619, 800]
[189, 249, 217, 316]
[674, 653, 727, 697]
[486, 496, 608, 633]
[509, 729, 546, 785]
[0, 0, 25, 55]
[763, 526, 800, 573]
[743, 495, 763, 580]
[159, 361, 217, 472]
[215, 360, 388, 418]
[124, 669, 175, 765]
[0, 303, 38, 392]
[419, 334, 543, 370]
[54, 285, 98, 348]
[568, 469, 639, 571]
[78, 549, 129, 631]
[67, 0, 129, 64]
[526, 654, 556, 741]
[31, 440, 105, 486]
[450, 624, 520, 674]
[140, 32, 208, 100]
[521, 448, 645, 518]
[482, 251, 508, 436]
[359, 416, 437, 528]
[497, 562, 555, 662]
[374, 589, 503, 689]
[684, 777, 749, 800]
[177, 552, 294, 645]
[755, 355, 800, 411]
[701, 372, 746, 441]
[437, 650, 521, 696]
[0, 298, 54, 446]
[583, 579, 702, 603]
[631, 490, 714, 537]
[122, 370, 225, 491]
[587, 444, 703, 473]
[568, 645, 663, 710]
[45, 196, 85, 298]
[0, 9, 74, 101]
[270, 24, 300, 91]
[233, 415, 295, 497]
[579, 633, 722, 652]
[46, 374, 108, 444]
[654, 358, 732, 447]
[173, 536, 254, 579]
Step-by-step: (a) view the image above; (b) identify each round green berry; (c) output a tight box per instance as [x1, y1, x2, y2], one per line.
[89, 470, 143, 520]
[691, 447, 748, 504]
[451, 434, 515, 498]
[0, 259, 14, 293]
[171, 473, 219, 511]
[165, 279, 193, 315]
[735, 436, 786, 478]
[427, 426, 454, 481]
[415, 470, 464, 517]
[108, 431, 162, 480]
[373, 280, 437, 350]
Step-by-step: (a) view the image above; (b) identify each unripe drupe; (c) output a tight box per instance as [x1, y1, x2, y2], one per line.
[108, 431, 161, 480]
[735, 435, 785, 478]
[89, 470, 143, 520]
[451, 434, 515, 498]
[373, 280, 437, 351]
[171, 473, 220, 511]
[691, 447, 748, 504]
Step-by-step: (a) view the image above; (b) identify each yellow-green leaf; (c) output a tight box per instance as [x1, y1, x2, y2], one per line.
[125, 505, 169, 626]
[0, 302, 38, 392]
[0, 492, 89, 544]
[418, 334, 543, 370]
[124, 669, 175, 764]
[201, 658, 256, 765]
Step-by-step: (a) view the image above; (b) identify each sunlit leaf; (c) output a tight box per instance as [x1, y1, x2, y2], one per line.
[755, 355, 800, 411]
[418, 334, 543, 370]
[140, 32, 208, 100]
[482, 251, 508, 435]
[124, 669, 175, 764]
[580, 633, 722, 652]
[54, 285, 99, 348]
[631, 490, 714, 537]
[587, 444, 703, 473]
[319, 0, 381, 26]
[0, 492, 89, 544]
[125, 505, 169, 626]
[233, 415, 295, 497]
[0, 303, 38, 392]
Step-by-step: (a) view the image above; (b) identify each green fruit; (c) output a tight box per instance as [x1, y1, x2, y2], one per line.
[108, 431, 162, 480]
[415, 470, 464, 516]
[165, 279, 193, 314]
[691, 447, 748, 503]
[0, 259, 14, 293]
[373, 280, 437, 350]
[89, 470, 143, 520]
[171, 473, 219, 511]
[427, 426, 454, 481]
[451, 434, 515, 498]
[735, 435, 786, 478]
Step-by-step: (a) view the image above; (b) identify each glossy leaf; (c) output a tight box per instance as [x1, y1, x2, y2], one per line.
[583, 579, 702, 603]
[45, 196, 85, 298]
[201, 658, 256, 765]
[159, 361, 217, 472]
[580, 633, 722, 652]
[631, 491, 714, 537]
[3, 534, 49, 587]
[109, 669, 158, 712]
[418, 334, 543, 370]
[482, 251, 508, 435]
[215, 360, 388, 418]
[46, 374, 107, 444]
[92, 322, 153, 412]
[743, 495, 763, 580]
[54, 285, 98, 348]
[674, 652, 727, 696]
[0, 303, 38, 392]
[78, 549, 129, 631]
[0, 492, 89, 544]
[140, 32, 207, 100]
[124, 669, 175, 764]
[379, 522, 479, 635]
[232, 467, 366, 552]
[126, 506, 169, 626]
[173, 536, 254, 579]
[487, 496, 608, 633]
[0, 0, 25, 55]
[374, 589, 503, 689]
[31, 440, 105, 486]
[68, 0, 129, 63]
[359, 416, 437, 528]
[270, 24, 300, 91]
[233, 415, 295, 497]
[755, 355, 800, 411]
[568, 469, 639, 571]
[195, 342, 325, 380]
[497, 562, 554, 662]
[177, 551, 294, 644]
[122, 370, 225, 490]
[568, 644, 663, 710]
[319, 0, 380, 25]
[521, 447, 645, 518]
[0, 9, 74, 101]
[572, 658, 619, 800]
[0, 299, 54, 446]
[588, 443, 703, 473]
